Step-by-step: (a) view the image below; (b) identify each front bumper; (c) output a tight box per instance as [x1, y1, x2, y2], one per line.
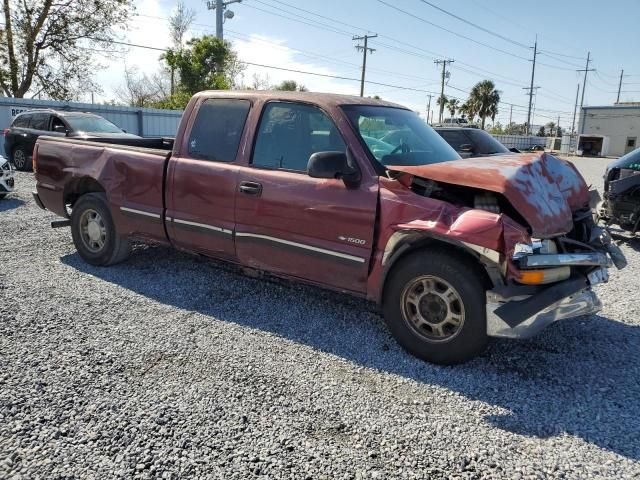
[487, 287, 601, 338]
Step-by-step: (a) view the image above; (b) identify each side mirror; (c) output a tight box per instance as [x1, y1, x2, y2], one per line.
[459, 143, 474, 153]
[307, 151, 360, 187]
[53, 124, 67, 134]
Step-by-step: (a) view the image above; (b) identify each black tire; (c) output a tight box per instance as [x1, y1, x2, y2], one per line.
[71, 193, 131, 266]
[11, 146, 31, 171]
[0, 193, 6, 200]
[382, 249, 488, 365]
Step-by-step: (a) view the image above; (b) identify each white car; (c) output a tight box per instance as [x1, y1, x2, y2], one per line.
[0, 155, 15, 199]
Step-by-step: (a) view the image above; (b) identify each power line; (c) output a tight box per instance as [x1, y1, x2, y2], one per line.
[417, 0, 530, 49]
[376, 0, 530, 61]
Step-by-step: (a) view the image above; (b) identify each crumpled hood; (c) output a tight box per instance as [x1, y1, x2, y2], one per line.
[387, 152, 590, 238]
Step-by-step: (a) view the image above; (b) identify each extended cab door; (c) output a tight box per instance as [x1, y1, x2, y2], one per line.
[234, 101, 378, 294]
[166, 98, 251, 260]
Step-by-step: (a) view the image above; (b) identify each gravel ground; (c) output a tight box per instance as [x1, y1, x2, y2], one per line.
[1, 159, 640, 479]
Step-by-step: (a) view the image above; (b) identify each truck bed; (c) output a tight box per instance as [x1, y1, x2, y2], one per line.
[35, 135, 171, 246]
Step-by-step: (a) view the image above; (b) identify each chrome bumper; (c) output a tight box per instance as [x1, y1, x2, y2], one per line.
[518, 252, 611, 268]
[487, 288, 602, 339]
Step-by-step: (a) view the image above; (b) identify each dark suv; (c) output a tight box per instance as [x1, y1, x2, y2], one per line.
[434, 127, 512, 158]
[3, 110, 138, 171]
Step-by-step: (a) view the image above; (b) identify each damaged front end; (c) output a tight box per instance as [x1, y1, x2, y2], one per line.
[487, 218, 626, 338]
[383, 152, 627, 339]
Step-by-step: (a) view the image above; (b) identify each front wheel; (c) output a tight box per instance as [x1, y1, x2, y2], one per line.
[71, 193, 131, 266]
[383, 250, 489, 365]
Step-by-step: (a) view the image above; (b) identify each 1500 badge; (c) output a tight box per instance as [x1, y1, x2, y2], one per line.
[338, 236, 366, 245]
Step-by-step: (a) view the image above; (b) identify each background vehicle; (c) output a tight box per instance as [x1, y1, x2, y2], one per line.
[0, 155, 15, 199]
[434, 127, 512, 158]
[599, 147, 640, 232]
[433, 117, 476, 128]
[32, 91, 624, 365]
[3, 109, 139, 171]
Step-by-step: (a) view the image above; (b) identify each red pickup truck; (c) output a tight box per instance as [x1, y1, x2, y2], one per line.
[32, 91, 626, 364]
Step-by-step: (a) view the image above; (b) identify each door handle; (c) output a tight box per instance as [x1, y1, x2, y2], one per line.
[239, 181, 262, 196]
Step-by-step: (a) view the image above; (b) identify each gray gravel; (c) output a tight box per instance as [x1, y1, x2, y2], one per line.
[1, 162, 640, 479]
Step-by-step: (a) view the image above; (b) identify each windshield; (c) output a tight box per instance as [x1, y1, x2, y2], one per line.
[65, 115, 123, 134]
[466, 129, 510, 155]
[342, 105, 460, 167]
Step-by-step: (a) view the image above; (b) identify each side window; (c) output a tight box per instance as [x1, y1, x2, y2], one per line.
[51, 116, 66, 132]
[188, 98, 251, 162]
[438, 130, 469, 151]
[12, 115, 30, 128]
[29, 113, 50, 131]
[252, 102, 346, 172]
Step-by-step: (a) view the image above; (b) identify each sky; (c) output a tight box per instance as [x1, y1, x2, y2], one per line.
[93, 0, 640, 128]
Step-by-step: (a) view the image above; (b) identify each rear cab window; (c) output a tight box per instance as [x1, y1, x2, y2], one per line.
[188, 98, 251, 162]
[252, 102, 346, 172]
[437, 130, 470, 151]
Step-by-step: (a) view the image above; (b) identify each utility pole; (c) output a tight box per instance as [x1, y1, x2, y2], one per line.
[523, 86, 539, 134]
[353, 34, 377, 97]
[571, 83, 580, 134]
[207, 0, 242, 40]
[577, 51, 595, 134]
[526, 38, 538, 135]
[426, 94, 433, 124]
[617, 69, 625, 103]
[556, 115, 560, 137]
[434, 58, 454, 123]
[508, 104, 513, 126]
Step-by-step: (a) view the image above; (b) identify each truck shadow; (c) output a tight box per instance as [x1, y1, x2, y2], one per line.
[61, 245, 640, 462]
[0, 197, 25, 212]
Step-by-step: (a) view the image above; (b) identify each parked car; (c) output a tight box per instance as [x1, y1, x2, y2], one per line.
[433, 117, 477, 128]
[598, 147, 640, 232]
[434, 127, 514, 158]
[0, 154, 15, 199]
[3, 109, 139, 171]
[32, 91, 625, 364]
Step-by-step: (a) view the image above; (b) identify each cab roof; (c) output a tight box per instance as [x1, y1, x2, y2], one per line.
[194, 90, 408, 110]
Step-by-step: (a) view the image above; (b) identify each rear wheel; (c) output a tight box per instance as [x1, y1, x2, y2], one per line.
[71, 193, 131, 266]
[383, 249, 488, 365]
[11, 146, 31, 171]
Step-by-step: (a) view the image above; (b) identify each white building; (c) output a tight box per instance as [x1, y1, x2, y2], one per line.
[577, 103, 640, 157]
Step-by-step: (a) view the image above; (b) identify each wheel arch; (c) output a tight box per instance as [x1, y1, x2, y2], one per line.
[63, 177, 106, 215]
[378, 230, 502, 306]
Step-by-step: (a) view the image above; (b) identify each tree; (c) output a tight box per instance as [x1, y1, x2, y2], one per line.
[489, 122, 504, 135]
[162, 35, 243, 108]
[447, 98, 459, 118]
[114, 66, 168, 108]
[459, 101, 476, 122]
[0, 0, 133, 99]
[537, 126, 546, 137]
[273, 80, 307, 91]
[467, 80, 500, 129]
[168, 1, 196, 95]
[436, 94, 448, 121]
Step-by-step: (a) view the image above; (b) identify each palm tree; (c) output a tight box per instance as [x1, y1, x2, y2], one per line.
[459, 102, 476, 122]
[447, 98, 459, 119]
[467, 80, 500, 129]
[436, 94, 448, 122]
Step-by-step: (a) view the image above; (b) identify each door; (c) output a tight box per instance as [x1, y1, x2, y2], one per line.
[166, 98, 251, 260]
[234, 101, 378, 293]
[625, 137, 637, 155]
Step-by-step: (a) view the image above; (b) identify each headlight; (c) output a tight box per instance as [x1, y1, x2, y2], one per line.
[512, 242, 533, 259]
